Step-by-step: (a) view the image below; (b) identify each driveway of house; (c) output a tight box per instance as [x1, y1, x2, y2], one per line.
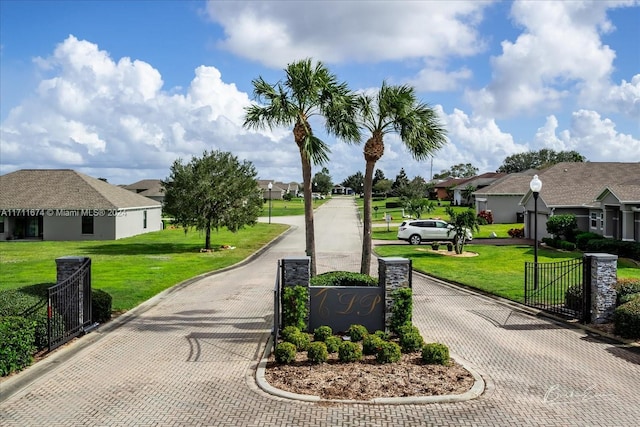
[1, 196, 639, 426]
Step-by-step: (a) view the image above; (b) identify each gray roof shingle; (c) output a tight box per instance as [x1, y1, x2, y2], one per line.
[0, 169, 162, 210]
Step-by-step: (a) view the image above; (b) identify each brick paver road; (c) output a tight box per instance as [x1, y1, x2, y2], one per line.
[1, 197, 639, 426]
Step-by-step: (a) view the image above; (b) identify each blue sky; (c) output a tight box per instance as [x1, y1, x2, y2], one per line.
[1, 0, 638, 185]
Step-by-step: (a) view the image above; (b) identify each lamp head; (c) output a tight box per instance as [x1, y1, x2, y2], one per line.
[529, 175, 542, 193]
[268, 182, 273, 190]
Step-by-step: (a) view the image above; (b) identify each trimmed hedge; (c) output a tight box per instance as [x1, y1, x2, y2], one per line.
[0, 316, 36, 376]
[614, 278, 640, 306]
[585, 239, 640, 262]
[92, 289, 112, 324]
[0, 284, 53, 351]
[310, 271, 378, 287]
[575, 232, 604, 250]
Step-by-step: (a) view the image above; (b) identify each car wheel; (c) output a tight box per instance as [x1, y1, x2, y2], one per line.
[409, 234, 421, 245]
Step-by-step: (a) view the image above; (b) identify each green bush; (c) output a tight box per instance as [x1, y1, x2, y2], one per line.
[421, 342, 450, 365]
[281, 325, 301, 342]
[546, 214, 577, 241]
[92, 289, 112, 324]
[0, 316, 36, 376]
[542, 237, 560, 248]
[324, 336, 341, 353]
[282, 285, 308, 331]
[376, 341, 402, 364]
[373, 330, 390, 341]
[0, 285, 52, 351]
[362, 334, 385, 356]
[613, 298, 640, 339]
[307, 342, 328, 364]
[508, 228, 524, 238]
[399, 330, 425, 353]
[274, 342, 297, 364]
[575, 232, 604, 250]
[347, 324, 368, 342]
[338, 341, 362, 362]
[615, 278, 640, 305]
[619, 293, 640, 305]
[313, 325, 333, 342]
[287, 331, 311, 351]
[310, 271, 378, 287]
[564, 284, 583, 312]
[390, 288, 413, 334]
[559, 241, 576, 251]
[585, 239, 640, 262]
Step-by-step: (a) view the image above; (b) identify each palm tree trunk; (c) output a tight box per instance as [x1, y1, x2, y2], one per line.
[360, 160, 376, 274]
[300, 150, 317, 276]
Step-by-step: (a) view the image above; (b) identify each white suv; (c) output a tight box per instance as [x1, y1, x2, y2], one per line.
[397, 219, 473, 245]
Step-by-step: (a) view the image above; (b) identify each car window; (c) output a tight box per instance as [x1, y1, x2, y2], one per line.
[424, 221, 435, 228]
[436, 222, 448, 228]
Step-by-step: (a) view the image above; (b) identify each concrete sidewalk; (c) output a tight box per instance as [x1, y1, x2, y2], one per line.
[1, 196, 639, 426]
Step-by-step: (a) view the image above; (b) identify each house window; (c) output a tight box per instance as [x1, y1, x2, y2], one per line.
[82, 216, 94, 234]
[143, 210, 147, 229]
[0, 217, 4, 234]
[600, 213, 604, 230]
[590, 212, 598, 228]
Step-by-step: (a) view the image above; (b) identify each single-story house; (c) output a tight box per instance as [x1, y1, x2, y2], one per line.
[122, 179, 165, 204]
[432, 178, 467, 201]
[258, 180, 285, 200]
[474, 171, 538, 223]
[520, 162, 640, 242]
[332, 184, 353, 195]
[0, 169, 162, 241]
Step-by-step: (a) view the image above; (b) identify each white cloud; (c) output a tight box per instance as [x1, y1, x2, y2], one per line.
[205, 0, 490, 67]
[534, 110, 640, 161]
[0, 35, 293, 184]
[467, 0, 632, 118]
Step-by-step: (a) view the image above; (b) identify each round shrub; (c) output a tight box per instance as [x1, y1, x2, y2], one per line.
[575, 232, 604, 250]
[338, 341, 362, 362]
[615, 278, 640, 306]
[287, 331, 311, 351]
[422, 342, 450, 365]
[324, 336, 341, 353]
[274, 342, 297, 364]
[397, 323, 421, 338]
[92, 289, 112, 324]
[307, 342, 328, 364]
[373, 330, 390, 341]
[347, 324, 368, 342]
[362, 334, 385, 356]
[376, 341, 401, 364]
[281, 325, 300, 342]
[613, 297, 640, 339]
[313, 325, 333, 342]
[399, 330, 425, 353]
[564, 284, 583, 312]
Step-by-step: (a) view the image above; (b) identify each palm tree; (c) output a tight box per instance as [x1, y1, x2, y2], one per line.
[357, 82, 447, 274]
[243, 59, 359, 276]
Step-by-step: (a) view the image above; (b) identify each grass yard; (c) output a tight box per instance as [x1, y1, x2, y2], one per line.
[261, 197, 328, 216]
[0, 223, 288, 312]
[374, 243, 639, 302]
[355, 197, 472, 224]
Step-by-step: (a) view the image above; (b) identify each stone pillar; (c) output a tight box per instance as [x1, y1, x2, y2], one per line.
[378, 257, 412, 332]
[281, 257, 310, 288]
[584, 253, 618, 324]
[280, 257, 310, 331]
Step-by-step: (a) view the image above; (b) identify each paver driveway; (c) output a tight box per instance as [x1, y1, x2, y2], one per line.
[1, 197, 639, 426]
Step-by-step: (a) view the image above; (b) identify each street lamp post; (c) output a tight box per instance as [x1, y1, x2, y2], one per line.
[268, 182, 272, 224]
[529, 174, 542, 290]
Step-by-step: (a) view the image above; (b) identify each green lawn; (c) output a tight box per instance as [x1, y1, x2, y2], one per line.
[374, 243, 639, 302]
[261, 197, 328, 216]
[355, 197, 478, 224]
[0, 223, 288, 312]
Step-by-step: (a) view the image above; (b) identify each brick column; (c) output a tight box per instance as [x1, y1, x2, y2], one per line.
[584, 253, 618, 324]
[281, 257, 310, 288]
[378, 257, 412, 333]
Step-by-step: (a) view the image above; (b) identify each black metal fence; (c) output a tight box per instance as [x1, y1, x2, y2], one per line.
[48, 258, 93, 351]
[524, 257, 589, 322]
[271, 259, 282, 354]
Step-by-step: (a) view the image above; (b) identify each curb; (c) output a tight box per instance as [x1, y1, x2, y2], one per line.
[254, 335, 487, 405]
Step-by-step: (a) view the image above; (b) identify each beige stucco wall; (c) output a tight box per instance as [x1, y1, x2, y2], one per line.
[43, 214, 116, 241]
[476, 195, 524, 223]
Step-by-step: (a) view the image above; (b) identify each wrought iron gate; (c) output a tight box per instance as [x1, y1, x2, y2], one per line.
[48, 258, 93, 351]
[524, 257, 590, 323]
